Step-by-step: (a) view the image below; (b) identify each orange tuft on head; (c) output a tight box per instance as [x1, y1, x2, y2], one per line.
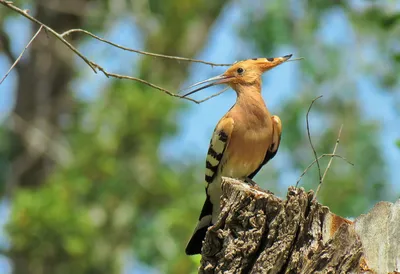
[221, 54, 292, 88]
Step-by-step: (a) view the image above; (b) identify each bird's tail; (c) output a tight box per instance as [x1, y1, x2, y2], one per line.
[185, 195, 213, 255]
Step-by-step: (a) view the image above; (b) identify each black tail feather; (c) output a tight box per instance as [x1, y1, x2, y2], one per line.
[185, 195, 213, 255]
[185, 226, 209, 255]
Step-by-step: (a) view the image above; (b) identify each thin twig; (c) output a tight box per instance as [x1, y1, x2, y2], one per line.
[296, 153, 353, 187]
[0, 0, 230, 103]
[315, 124, 344, 198]
[95, 68, 226, 104]
[61, 29, 232, 67]
[306, 96, 323, 186]
[0, 0, 97, 72]
[0, 25, 43, 85]
[195, 86, 230, 103]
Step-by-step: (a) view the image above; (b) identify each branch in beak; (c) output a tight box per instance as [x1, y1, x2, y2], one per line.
[182, 74, 232, 97]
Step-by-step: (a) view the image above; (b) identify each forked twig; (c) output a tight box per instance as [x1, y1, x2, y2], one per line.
[306, 96, 323, 186]
[0, 25, 43, 85]
[195, 86, 230, 103]
[315, 124, 344, 198]
[296, 153, 353, 187]
[0, 0, 97, 72]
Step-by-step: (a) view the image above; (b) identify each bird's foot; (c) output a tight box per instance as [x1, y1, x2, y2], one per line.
[245, 177, 274, 195]
[245, 177, 258, 187]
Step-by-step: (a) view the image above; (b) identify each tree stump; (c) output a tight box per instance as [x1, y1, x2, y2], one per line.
[199, 178, 400, 274]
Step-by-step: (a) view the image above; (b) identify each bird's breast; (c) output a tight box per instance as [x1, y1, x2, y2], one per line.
[222, 125, 272, 179]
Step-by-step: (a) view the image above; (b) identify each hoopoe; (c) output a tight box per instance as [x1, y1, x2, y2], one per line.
[184, 55, 292, 255]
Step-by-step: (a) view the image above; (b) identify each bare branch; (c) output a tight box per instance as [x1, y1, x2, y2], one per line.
[0, 0, 97, 73]
[0, 0, 232, 104]
[296, 153, 353, 187]
[94, 67, 198, 103]
[0, 25, 43, 85]
[61, 29, 232, 67]
[0, 0, 98, 72]
[304, 95, 323, 186]
[315, 124, 344, 198]
[195, 86, 230, 103]
[94, 67, 228, 104]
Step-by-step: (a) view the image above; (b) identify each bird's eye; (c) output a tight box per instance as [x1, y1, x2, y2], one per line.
[237, 68, 244, 74]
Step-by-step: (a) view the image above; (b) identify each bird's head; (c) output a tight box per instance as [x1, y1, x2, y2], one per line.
[183, 54, 293, 97]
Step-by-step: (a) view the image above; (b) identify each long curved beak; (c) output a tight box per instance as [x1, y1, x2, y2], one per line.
[181, 74, 232, 97]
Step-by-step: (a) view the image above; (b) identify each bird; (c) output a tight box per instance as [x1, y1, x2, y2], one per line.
[184, 54, 292, 255]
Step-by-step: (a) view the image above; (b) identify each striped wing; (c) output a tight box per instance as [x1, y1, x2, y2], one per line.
[204, 118, 234, 184]
[185, 117, 234, 255]
[203, 117, 234, 222]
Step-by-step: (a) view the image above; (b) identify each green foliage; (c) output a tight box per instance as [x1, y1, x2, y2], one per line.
[7, 184, 101, 274]
[6, 81, 204, 273]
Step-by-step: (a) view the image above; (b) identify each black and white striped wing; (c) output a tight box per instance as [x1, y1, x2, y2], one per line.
[204, 118, 233, 184]
[185, 117, 234, 255]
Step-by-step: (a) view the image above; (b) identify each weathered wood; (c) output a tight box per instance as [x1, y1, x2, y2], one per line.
[354, 200, 400, 274]
[199, 178, 399, 274]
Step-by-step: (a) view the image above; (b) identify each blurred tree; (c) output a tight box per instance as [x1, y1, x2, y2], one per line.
[1, 0, 399, 273]
[1, 0, 229, 273]
[240, 0, 399, 216]
[2, 0, 92, 190]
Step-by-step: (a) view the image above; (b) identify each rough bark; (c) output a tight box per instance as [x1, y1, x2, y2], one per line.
[199, 178, 400, 274]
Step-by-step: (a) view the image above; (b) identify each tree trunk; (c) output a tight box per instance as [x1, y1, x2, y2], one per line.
[9, 0, 88, 191]
[199, 178, 400, 274]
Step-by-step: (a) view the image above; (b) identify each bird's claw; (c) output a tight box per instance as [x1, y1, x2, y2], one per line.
[245, 177, 258, 187]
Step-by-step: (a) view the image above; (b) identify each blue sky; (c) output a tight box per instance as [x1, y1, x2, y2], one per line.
[1, 1, 400, 273]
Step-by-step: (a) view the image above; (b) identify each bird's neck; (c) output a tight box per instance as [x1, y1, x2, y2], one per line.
[231, 86, 271, 125]
[235, 85, 267, 110]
